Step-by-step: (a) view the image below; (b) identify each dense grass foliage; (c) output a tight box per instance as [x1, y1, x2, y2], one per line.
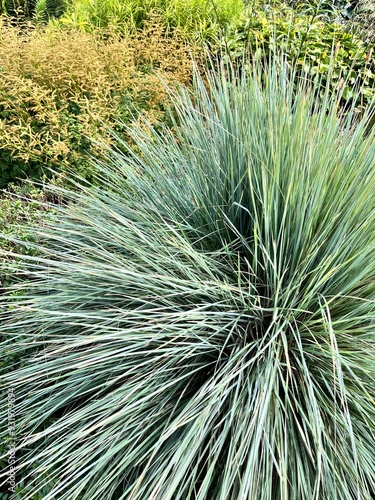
[1, 0, 244, 38]
[0, 18, 198, 188]
[60, 0, 244, 40]
[1, 61, 375, 499]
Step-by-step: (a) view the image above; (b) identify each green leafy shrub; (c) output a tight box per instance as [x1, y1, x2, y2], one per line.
[1, 59, 375, 498]
[285, 0, 357, 19]
[351, 0, 375, 43]
[0, 151, 42, 191]
[286, 0, 374, 34]
[223, 1, 375, 105]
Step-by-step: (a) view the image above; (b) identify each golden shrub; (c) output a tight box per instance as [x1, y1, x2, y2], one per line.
[0, 17, 200, 184]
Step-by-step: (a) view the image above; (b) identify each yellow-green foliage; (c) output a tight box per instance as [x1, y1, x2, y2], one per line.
[0, 17, 199, 187]
[59, 0, 244, 42]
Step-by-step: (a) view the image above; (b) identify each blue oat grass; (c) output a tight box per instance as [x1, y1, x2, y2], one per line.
[0, 59, 374, 499]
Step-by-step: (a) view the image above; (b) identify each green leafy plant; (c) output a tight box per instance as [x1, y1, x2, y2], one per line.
[351, 0, 375, 43]
[223, 0, 375, 105]
[284, 0, 358, 19]
[0, 58, 375, 498]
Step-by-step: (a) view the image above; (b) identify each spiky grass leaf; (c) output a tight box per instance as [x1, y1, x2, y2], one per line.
[0, 60, 375, 499]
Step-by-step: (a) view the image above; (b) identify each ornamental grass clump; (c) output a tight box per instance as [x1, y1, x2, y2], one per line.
[1, 60, 375, 499]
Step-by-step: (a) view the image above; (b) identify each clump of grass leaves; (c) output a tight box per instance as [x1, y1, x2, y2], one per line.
[1, 58, 375, 499]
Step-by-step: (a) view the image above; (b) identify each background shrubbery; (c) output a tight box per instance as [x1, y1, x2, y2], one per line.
[0, 0, 374, 190]
[0, 0, 375, 191]
[0, 18, 198, 188]
[60, 0, 244, 40]
[352, 0, 375, 43]
[0, 0, 244, 41]
[223, 0, 374, 105]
